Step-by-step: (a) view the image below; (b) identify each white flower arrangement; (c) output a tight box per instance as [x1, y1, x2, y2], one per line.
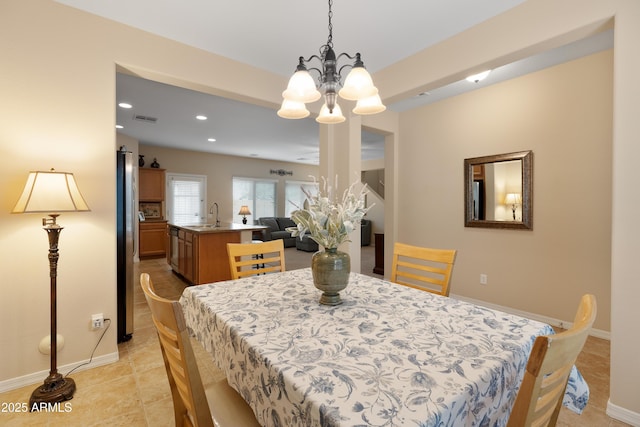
[287, 176, 371, 250]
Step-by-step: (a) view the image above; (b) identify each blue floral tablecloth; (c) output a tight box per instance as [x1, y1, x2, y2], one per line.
[180, 269, 588, 427]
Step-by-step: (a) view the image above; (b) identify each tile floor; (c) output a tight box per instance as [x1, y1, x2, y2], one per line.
[0, 247, 629, 426]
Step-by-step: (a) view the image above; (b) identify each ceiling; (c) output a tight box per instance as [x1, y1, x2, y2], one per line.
[55, 1, 612, 165]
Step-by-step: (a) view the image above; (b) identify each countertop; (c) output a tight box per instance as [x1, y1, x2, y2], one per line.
[169, 222, 267, 234]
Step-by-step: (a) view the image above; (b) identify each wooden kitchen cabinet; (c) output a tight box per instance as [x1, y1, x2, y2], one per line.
[138, 168, 165, 202]
[192, 232, 240, 283]
[139, 220, 168, 258]
[138, 168, 166, 258]
[177, 231, 239, 284]
[168, 224, 266, 284]
[178, 229, 195, 283]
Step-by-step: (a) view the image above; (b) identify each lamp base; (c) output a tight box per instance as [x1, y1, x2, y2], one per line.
[29, 373, 75, 411]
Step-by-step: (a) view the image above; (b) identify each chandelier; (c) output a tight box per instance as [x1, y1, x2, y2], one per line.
[277, 0, 386, 124]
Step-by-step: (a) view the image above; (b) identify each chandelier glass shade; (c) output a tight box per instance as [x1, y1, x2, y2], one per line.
[282, 70, 322, 103]
[338, 66, 377, 100]
[353, 94, 386, 115]
[277, 0, 385, 124]
[277, 99, 311, 119]
[318, 102, 346, 124]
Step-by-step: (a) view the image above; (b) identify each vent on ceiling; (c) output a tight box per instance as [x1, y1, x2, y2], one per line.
[133, 114, 158, 124]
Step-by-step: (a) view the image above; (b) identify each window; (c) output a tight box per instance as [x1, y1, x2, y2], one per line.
[166, 174, 206, 225]
[285, 180, 318, 217]
[232, 177, 276, 223]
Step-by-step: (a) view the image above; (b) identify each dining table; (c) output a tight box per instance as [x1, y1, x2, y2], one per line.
[180, 268, 589, 427]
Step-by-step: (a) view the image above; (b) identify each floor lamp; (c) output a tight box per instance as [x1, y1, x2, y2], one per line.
[12, 169, 90, 408]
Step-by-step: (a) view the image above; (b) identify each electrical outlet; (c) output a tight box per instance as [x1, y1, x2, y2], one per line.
[91, 313, 104, 330]
[479, 274, 488, 285]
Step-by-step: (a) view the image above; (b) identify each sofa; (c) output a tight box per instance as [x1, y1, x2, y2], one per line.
[295, 233, 319, 252]
[258, 217, 297, 247]
[295, 218, 372, 252]
[258, 217, 372, 250]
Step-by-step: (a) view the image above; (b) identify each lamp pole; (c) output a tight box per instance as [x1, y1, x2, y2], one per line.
[29, 214, 76, 409]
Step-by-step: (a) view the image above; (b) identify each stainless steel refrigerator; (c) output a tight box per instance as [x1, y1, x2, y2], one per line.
[116, 146, 135, 342]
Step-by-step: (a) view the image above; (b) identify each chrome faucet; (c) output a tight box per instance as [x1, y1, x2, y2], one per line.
[212, 202, 220, 227]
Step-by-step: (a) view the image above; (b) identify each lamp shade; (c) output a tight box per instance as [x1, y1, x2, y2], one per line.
[504, 193, 521, 205]
[316, 102, 346, 124]
[238, 205, 251, 216]
[352, 94, 386, 115]
[12, 169, 90, 213]
[277, 99, 310, 119]
[338, 66, 378, 101]
[282, 70, 321, 103]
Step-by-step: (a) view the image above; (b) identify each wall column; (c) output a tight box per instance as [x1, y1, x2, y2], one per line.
[609, 0, 640, 419]
[319, 114, 362, 272]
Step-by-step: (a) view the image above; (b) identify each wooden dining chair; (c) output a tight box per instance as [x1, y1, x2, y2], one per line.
[390, 242, 457, 296]
[507, 294, 597, 427]
[139, 273, 260, 427]
[227, 239, 286, 280]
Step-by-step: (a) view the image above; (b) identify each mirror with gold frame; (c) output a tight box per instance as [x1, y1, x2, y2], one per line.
[464, 150, 533, 230]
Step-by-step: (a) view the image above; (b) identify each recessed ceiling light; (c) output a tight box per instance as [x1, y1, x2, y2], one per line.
[465, 70, 491, 83]
[208, 138, 216, 142]
[115, 124, 123, 129]
[196, 115, 207, 120]
[118, 102, 132, 109]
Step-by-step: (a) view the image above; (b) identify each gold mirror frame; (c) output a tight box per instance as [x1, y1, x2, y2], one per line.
[464, 150, 533, 230]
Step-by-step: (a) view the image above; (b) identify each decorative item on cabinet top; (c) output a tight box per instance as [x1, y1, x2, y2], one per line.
[140, 202, 162, 219]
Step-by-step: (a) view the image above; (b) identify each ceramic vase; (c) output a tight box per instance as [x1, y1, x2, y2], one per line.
[311, 248, 350, 305]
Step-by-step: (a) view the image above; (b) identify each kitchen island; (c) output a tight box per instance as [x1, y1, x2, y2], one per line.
[167, 223, 267, 284]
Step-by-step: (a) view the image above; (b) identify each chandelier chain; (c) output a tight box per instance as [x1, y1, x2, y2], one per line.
[326, 0, 334, 48]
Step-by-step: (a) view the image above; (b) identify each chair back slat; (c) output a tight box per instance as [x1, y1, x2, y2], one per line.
[507, 294, 597, 427]
[227, 240, 286, 280]
[390, 242, 457, 296]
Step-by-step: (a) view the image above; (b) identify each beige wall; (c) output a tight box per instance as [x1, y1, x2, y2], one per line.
[398, 50, 612, 332]
[383, 0, 640, 418]
[1, 0, 639, 421]
[0, 0, 288, 386]
[137, 144, 319, 221]
[380, 0, 640, 418]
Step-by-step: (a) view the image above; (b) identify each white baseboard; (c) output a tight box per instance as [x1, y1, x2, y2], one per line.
[607, 400, 640, 426]
[450, 293, 610, 340]
[0, 351, 119, 394]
